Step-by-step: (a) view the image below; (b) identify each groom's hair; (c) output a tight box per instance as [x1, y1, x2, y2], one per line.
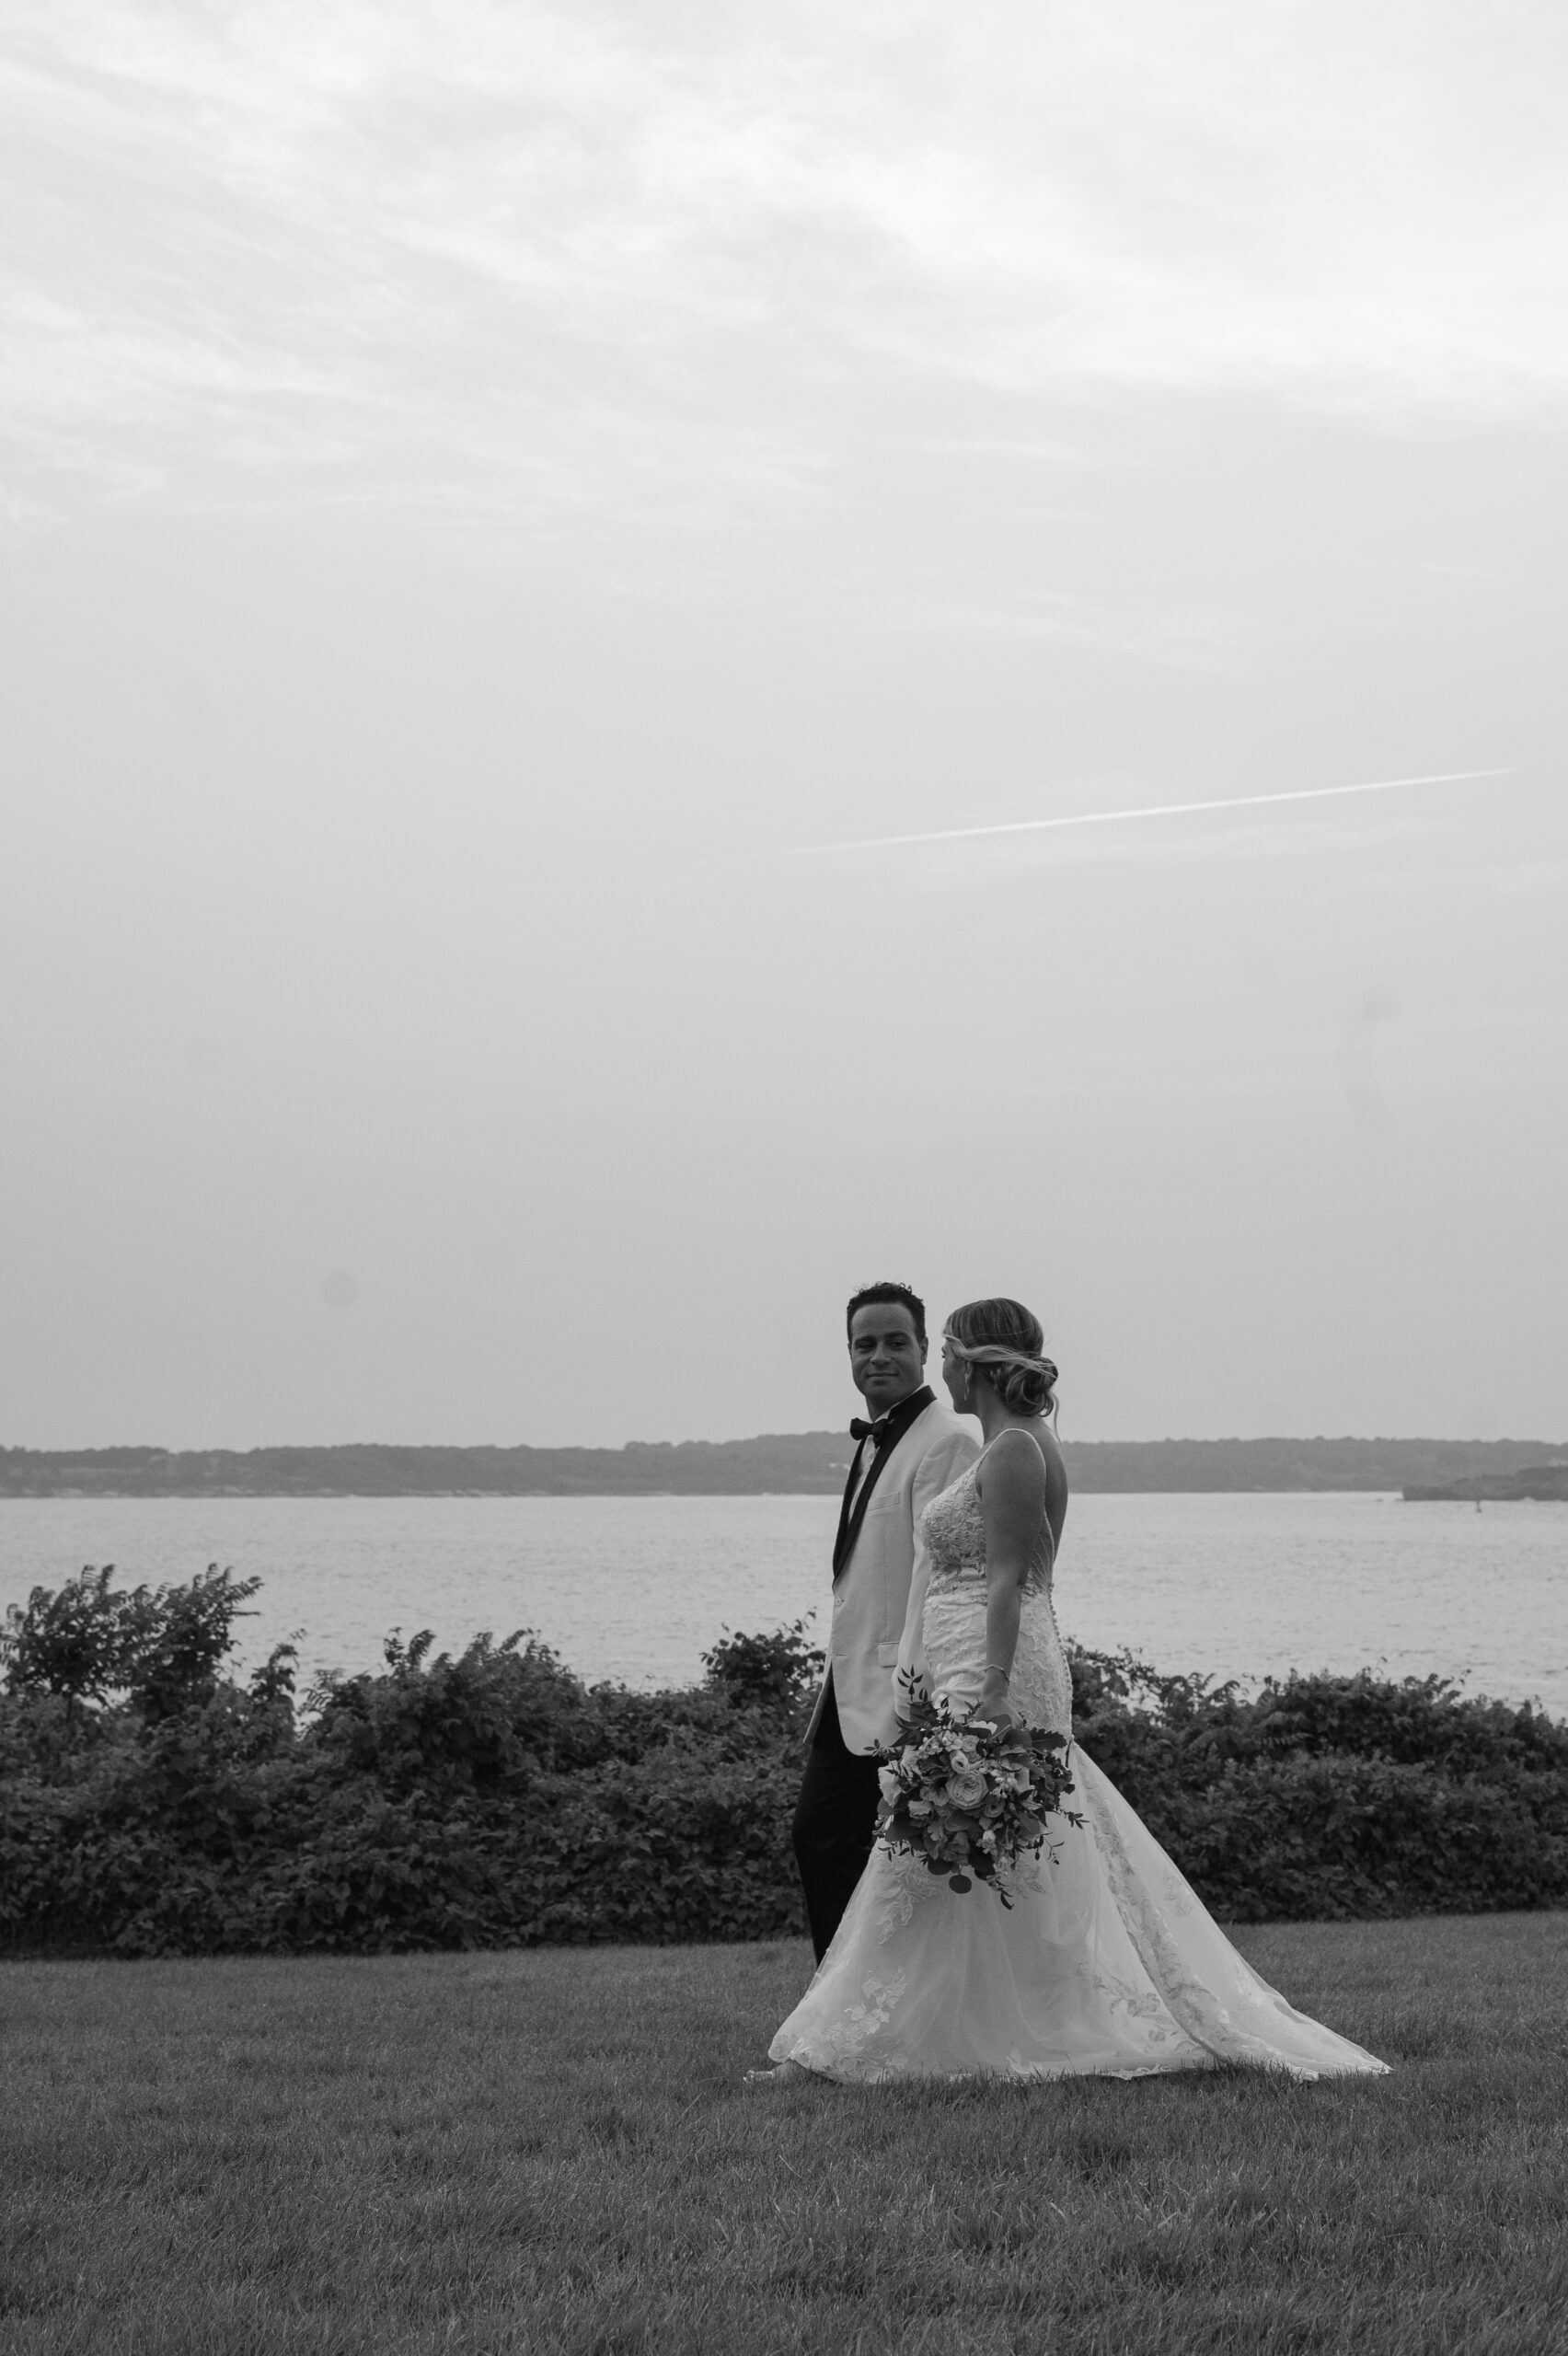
[845, 1282, 928, 1350]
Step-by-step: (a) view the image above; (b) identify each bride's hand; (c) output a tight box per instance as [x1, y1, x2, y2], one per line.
[972, 1675, 1019, 1734]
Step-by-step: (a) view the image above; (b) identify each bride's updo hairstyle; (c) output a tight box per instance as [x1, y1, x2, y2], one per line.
[944, 1297, 1058, 1419]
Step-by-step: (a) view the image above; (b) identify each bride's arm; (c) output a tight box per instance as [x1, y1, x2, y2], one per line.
[976, 1432, 1047, 1727]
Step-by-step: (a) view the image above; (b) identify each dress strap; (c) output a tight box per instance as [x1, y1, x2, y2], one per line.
[975, 1426, 1050, 1472]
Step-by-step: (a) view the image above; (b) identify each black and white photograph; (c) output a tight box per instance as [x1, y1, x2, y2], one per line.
[3, 6, 1566, 2350]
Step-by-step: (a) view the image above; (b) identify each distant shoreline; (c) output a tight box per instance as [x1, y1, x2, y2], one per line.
[3, 1435, 1565, 1498]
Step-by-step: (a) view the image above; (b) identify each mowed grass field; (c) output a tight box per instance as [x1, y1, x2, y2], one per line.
[3, 1915, 1566, 2356]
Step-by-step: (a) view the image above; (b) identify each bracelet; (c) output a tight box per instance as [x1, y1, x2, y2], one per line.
[984, 1665, 1010, 1682]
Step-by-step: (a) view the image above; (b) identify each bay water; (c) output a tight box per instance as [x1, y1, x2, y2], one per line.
[2, 1491, 1564, 1716]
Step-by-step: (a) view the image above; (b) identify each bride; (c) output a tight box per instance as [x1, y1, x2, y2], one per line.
[765, 1297, 1388, 2084]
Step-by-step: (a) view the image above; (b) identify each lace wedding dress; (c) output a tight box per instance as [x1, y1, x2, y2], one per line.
[769, 1446, 1389, 2083]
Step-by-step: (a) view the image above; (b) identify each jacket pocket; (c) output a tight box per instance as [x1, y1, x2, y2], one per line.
[876, 1642, 899, 1667]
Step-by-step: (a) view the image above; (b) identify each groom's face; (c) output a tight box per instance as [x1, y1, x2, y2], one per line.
[848, 1304, 927, 1416]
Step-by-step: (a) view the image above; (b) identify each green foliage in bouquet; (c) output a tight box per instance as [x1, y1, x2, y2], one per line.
[874, 1696, 1078, 1902]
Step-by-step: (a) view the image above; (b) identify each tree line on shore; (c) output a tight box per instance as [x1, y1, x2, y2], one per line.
[4, 1435, 1566, 1496]
[2, 1565, 1565, 1958]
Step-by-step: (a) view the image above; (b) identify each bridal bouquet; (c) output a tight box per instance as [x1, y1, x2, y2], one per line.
[874, 1697, 1078, 1906]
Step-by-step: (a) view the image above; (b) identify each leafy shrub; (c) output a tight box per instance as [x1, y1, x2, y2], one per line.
[2, 1572, 1565, 1957]
[308, 1627, 575, 1796]
[701, 1620, 824, 1715]
[1, 1563, 262, 1723]
[1068, 1646, 1568, 1918]
[1, 1565, 129, 1717]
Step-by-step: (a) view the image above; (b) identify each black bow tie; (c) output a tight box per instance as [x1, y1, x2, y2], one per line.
[849, 1415, 893, 1447]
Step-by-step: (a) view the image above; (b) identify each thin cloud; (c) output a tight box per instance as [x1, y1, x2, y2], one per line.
[789, 771, 1515, 857]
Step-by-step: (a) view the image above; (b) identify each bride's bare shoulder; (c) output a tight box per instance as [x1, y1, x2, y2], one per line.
[1036, 1421, 1067, 1476]
[979, 1423, 1068, 1507]
[977, 1425, 1050, 1488]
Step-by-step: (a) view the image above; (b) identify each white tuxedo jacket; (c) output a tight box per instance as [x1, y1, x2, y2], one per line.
[808, 1398, 981, 1755]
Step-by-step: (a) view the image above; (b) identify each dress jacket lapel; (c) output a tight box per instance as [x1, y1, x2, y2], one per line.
[832, 1385, 935, 1579]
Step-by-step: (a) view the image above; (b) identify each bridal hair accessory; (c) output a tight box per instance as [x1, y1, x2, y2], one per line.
[942, 1333, 1059, 1384]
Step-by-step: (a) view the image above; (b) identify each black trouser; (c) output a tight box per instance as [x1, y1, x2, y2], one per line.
[791, 1674, 882, 1962]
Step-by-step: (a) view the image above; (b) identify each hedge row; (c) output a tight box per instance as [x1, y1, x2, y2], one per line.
[2, 1569, 1565, 1956]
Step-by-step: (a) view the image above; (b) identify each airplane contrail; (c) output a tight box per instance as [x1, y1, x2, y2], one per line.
[790, 768, 1513, 856]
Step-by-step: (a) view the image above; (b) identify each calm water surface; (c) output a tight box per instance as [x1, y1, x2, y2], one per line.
[2, 1492, 1564, 1715]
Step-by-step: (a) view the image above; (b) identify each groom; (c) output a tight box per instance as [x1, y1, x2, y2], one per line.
[791, 1282, 981, 1960]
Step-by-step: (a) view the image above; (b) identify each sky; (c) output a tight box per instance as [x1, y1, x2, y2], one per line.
[3, 1, 1566, 1449]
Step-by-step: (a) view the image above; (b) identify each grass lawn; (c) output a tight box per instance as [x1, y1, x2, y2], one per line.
[3, 1914, 1566, 2355]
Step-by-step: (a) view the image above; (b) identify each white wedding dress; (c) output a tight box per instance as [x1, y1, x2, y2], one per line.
[769, 1447, 1389, 2083]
